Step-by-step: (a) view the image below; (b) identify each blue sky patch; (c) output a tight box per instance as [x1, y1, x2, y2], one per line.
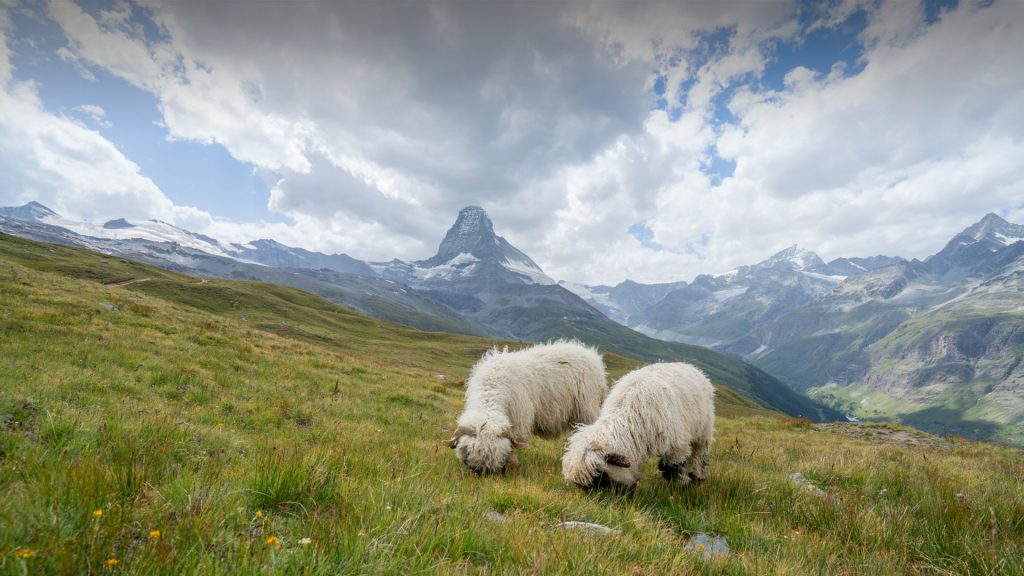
[7, 4, 276, 223]
[628, 222, 663, 251]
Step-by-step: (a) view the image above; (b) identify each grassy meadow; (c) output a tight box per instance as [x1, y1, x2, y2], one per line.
[1, 233, 1022, 575]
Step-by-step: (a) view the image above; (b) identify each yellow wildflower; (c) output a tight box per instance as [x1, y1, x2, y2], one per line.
[265, 535, 281, 548]
[106, 558, 119, 566]
[93, 508, 104, 517]
[14, 548, 36, 559]
[256, 510, 263, 518]
[148, 530, 161, 540]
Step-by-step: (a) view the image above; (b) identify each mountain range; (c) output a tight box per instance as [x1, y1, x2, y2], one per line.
[564, 213, 1024, 446]
[0, 201, 840, 422]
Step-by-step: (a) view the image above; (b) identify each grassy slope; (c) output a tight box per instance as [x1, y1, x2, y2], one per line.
[1, 233, 1023, 575]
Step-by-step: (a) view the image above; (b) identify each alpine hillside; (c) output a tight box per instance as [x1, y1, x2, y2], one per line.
[0, 202, 839, 421]
[3, 231, 1020, 575]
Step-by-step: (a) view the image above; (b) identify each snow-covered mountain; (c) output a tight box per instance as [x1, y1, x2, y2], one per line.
[61, 216, 243, 259]
[372, 206, 555, 286]
[728, 214, 1024, 445]
[0, 201, 57, 222]
[566, 243, 899, 346]
[563, 213, 1024, 444]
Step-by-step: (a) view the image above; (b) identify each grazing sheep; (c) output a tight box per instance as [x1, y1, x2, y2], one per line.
[562, 362, 714, 488]
[443, 340, 607, 474]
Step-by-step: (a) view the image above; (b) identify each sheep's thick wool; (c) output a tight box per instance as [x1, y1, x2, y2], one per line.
[562, 362, 714, 488]
[444, 340, 607, 474]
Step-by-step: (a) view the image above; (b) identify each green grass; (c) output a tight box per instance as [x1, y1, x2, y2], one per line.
[2, 233, 1023, 574]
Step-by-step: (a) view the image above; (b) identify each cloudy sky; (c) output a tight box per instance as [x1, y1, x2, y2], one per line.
[1, 0, 1022, 285]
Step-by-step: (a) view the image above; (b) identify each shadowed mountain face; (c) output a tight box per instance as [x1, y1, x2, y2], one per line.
[0, 201, 840, 421]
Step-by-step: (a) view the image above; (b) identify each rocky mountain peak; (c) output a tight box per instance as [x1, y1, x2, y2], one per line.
[0, 201, 57, 222]
[416, 206, 554, 284]
[103, 218, 134, 229]
[928, 213, 1024, 270]
[432, 206, 497, 262]
[963, 213, 1024, 247]
[758, 244, 828, 272]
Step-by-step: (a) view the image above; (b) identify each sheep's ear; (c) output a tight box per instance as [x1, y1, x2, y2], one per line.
[604, 453, 631, 468]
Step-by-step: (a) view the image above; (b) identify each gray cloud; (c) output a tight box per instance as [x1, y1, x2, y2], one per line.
[10, 0, 1024, 284]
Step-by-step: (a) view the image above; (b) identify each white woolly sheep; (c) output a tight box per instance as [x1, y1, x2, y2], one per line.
[443, 340, 607, 475]
[562, 362, 714, 488]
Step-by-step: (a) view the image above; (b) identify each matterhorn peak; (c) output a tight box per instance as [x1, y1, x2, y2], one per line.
[428, 206, 499, 264]
[417, 206, 555, 285]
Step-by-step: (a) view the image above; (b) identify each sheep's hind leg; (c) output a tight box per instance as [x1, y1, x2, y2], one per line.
[658, 445, 693, 484]
[681, 439, 710, 483]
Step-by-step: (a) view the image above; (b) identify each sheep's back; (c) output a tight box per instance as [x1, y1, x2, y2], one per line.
[603, 362, 714, 449]
[465, 342, 606, 436]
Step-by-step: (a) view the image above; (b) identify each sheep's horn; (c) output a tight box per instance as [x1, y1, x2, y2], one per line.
[442, 425, 474, 449]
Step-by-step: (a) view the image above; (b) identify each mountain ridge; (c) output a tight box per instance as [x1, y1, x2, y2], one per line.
[562, 212, 1024, 445]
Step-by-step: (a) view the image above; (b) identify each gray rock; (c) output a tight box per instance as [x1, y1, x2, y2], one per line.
[684, 533, 729, 559]
[485, 510, 508, 523]
[789, 472, 828, 497]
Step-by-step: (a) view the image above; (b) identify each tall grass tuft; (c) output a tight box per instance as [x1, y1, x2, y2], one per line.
[247, 446, 344, 515]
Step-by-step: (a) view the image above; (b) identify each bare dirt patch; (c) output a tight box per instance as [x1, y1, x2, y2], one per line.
[812, 422, 953, 450]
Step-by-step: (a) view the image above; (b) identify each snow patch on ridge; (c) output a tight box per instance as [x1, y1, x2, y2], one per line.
[503, 257, 556, 285]
[45, 215, 239, 258]
[414, 252, 480, 280]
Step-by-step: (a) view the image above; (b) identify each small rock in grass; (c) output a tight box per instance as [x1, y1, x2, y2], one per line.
[486, 510, 509, 523]
[684, 533, 730, 559]
[789, 472, 828, 498]
[100, 302, 119, 312]
[556, 521, 619, 535]
[435, 374, 447, 381]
